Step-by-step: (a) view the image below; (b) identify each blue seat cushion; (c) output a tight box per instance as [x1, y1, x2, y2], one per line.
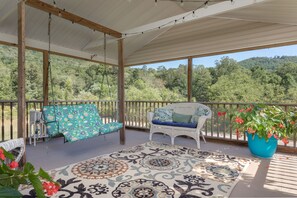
[152, 120, 197, 128]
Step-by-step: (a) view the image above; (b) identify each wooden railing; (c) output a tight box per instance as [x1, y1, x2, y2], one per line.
[0, 100, 296, 150]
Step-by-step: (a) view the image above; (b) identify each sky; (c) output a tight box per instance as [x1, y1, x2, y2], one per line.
[133, 44, 297, 69]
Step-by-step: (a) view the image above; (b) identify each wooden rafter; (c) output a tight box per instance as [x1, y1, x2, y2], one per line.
[25, 0, 122, 38]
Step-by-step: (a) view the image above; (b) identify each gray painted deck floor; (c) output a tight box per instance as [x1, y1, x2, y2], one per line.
[26, 129, 297, 197]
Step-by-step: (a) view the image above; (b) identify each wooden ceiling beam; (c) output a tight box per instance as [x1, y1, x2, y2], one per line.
[25, 0, 122, 38]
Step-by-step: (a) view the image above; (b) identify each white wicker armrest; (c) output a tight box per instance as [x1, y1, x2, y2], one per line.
[147, 112, 154, 123]
[0, 138, 25, 163]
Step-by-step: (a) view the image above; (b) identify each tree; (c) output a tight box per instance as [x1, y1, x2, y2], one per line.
[210, 71, 263, 102]
[192, 65, 212, 102]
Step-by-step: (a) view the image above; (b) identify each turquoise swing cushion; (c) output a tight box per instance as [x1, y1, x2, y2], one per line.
[42, 104, 123, 142]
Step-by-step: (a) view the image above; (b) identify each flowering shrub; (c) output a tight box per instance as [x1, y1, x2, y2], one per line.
[0, 147, 60, 198]
[232, 104, 297, 145]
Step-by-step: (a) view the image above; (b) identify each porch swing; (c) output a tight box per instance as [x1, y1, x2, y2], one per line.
[42, 13, 123, 143]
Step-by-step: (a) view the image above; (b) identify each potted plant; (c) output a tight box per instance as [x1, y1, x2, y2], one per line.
[232, 104, 297, 158]
[0, 147, 60, 197]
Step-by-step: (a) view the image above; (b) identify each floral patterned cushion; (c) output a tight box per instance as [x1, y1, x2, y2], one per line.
[99, 122, 123, 134]
[191, 106, 210, 124]
[152, 108, 173, 122]
[42, 104, 122, 142]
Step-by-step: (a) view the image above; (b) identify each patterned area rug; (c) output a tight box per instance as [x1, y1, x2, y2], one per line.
[21, 141, 250, 197]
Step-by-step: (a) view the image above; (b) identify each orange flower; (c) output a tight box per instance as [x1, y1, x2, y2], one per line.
[271, 127, 276, 131]
[9, 161, 19, 169]
[290, 121, 295, 125]
[235, 117, 244, 124]
[239, 109, 245, 113]
[247, 128, 256, 134]
[282, 137, 289, 145]
[267, 132, 273, 138]
[279, 123, 285, 129]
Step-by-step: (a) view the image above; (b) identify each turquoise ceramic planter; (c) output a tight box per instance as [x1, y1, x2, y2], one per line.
[246, 132, 278, 158]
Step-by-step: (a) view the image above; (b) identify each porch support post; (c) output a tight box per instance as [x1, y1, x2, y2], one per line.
[43, 51, 49, 106]
[17, 0, 26, 163]
[118, 39, 125, 144]
[187, 57, 193, 102]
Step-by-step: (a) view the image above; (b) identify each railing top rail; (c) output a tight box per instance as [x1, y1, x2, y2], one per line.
[0, 100, 296, 107]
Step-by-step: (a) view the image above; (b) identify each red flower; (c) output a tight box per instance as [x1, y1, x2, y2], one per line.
[0, 152, 5, 161]
[42, 182, 60, 196]
[282, 137, 289, 145]
[267, 132, 273, 138]
[9, 161, 19, 169]
[245, 107, 252, 112]
[290, 121, 295, 125]
[274, 134, 279, 139]
[239, 109, 245, 113]
[217, 112, 226, 117]
[0, 148, 3, 154]
[247, 128, 256, 134]
[235, 117, 244, 124]
[279, 123, 285, 129]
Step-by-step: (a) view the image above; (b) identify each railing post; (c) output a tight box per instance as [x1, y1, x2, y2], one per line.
[17, 0, 26, 164]
[118, 39, 125, 145]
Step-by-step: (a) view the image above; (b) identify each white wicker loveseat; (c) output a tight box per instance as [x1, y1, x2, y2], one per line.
[147, 103, 212, 149]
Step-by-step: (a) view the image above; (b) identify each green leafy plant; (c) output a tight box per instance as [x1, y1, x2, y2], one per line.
[232, 104, 297, 144]
[0, 147, 60, 198]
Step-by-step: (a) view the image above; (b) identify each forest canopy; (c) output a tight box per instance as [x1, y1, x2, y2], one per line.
[1, 45, 297, 103]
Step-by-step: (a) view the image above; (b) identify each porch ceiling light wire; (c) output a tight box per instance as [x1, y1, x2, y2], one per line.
[123, 0, 234, 37]
[124, 0, 209, 36]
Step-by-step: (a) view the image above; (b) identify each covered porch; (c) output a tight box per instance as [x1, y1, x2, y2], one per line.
[0, 0, 297, 197]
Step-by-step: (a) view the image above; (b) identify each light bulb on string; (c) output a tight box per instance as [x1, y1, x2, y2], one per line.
[192, 10, 196, 17]
[58, 11, 62, 17]
[53, 0, 57, 8]
[204, 1, 208, 9]
[231, 0, 235, 5]
[155, 0, 158, 6]
[180, 0, 184, 6]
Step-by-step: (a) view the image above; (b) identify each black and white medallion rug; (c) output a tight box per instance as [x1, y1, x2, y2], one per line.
[21, 141, 250, 197]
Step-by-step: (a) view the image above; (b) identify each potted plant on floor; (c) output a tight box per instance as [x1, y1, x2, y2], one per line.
[232, 104, 297, 158]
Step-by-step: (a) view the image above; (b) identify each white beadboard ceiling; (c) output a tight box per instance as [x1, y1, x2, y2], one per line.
[0, 0, 297, 66]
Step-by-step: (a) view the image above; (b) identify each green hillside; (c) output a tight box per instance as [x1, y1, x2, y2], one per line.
[1, 45, 297, 103]
[239, 56, 297, 70]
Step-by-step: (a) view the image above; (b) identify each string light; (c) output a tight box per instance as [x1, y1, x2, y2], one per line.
[180, 0, 184, 6]
[231, 0, 235, 5]
[155, 0, 158, 6]
[123, 0, 227, 37]
[53, 0, 57, 8]
[58, 11, 62, 16]
[204, 0, 209, 9]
